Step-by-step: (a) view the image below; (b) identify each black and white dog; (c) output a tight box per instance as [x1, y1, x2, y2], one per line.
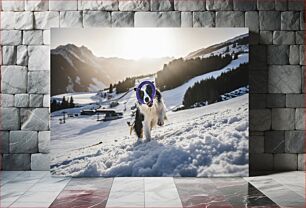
[128, 83, 167, 142]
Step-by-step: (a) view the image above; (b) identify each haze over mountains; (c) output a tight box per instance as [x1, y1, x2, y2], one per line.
[51, 44, 173, 95]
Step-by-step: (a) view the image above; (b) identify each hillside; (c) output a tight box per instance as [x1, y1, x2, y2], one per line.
[185, 33, 248, 59]
[51, 44, 110, 96]
[155, 33, 249, 93]
[163, 53, 248, 109]
[51, 95, 249, 177]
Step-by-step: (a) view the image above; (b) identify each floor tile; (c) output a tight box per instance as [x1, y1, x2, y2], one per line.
[4, 177, 40, 186]
[145, 177, 177, 192]
[9, 201, 51, 208]
[65, 177, 113, 190]
[9, 191, 60, 208]
[0, 171, 24, 186]
[1, 193, 22, 208]
[145, 189, 183, 208]
[14, 171, 48, 180]
[27, 176, 71, 192]
[269, 171, 305, 198]
[246, 176, 305, 208]
[2, 171, 47, 187]
[1, 171, 24, 179]
[246, 183, 280, 208]
[51, 177, 113, 208]
[1, 180, 37, 207]
[50, 190, 109, 208]
[213, 178, 249, 207]
[175, 178, 231, 208]
[145, 178, 182, 208]
[0, 171, 304, 208]
[111, 177, 144, 192]
[106, 192, 144, 208]
[0, 173, 44, 207]
[216, 178, 279, 208]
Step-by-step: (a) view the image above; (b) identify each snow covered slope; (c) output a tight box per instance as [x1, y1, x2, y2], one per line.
[51, 94, 249, 177]
[163, 53, 248, 109]
[186, 33, 248, 59]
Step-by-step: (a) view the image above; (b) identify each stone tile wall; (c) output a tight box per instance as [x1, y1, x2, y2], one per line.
[0, 0, 304, 173]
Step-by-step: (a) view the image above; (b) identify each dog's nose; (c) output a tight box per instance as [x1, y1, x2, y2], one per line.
[145, 97, 149, 103]
[157, 120, 164, 126]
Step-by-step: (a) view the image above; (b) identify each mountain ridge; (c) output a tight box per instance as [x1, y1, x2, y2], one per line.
[51, 45, 173, 96]
[185, 33, 249, 59]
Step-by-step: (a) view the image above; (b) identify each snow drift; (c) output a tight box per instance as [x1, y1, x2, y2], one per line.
[51, 95, 249, 177]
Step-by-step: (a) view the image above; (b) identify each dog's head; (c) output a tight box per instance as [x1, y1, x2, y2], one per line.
[135, 84, 154, 108]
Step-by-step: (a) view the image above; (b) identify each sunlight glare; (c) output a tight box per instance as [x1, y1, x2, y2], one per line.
[120, 29, 176, 60]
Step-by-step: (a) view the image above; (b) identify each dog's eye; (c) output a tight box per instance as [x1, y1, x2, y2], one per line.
[139, 90, 144, 99]
[146, 85, 152, 96]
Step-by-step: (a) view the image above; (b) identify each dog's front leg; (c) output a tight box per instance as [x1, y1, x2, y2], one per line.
[144, 121, 151, 142]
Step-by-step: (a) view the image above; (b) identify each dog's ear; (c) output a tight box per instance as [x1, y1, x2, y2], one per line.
[134, 88, 137, 91]
[156, 90, 161, 102]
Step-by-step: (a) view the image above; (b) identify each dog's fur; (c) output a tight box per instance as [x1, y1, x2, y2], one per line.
[128, 85, 167, 142]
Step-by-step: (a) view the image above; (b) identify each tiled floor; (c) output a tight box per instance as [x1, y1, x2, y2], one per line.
[1, 171, 305, 208]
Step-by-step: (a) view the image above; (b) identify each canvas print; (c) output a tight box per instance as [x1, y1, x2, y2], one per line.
[50, 28, 249, 177]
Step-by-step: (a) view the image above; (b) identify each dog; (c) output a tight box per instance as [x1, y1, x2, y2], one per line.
[128, 83, 167, 142]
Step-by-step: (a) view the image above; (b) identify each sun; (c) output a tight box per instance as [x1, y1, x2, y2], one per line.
[119, 28, 178, 60]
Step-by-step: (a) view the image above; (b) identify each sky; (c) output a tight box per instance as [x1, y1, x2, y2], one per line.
[51, 28, 248, 60]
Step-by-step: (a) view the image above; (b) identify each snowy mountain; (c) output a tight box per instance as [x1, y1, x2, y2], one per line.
[51, 44, 110, 96]
[185, 33, 249, 59]
[51, 45, 173, 96]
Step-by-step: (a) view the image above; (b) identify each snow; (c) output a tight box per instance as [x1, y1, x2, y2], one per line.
[201, 44, 248, 59]
[220, 86, 249, 101]
[88, 78, 106, 92]
[186, 33, 248, 59]
[75, 76, 81, 85]
[163, 53, 249, 109]
[51, 103, 100, 117]
[51, 38, 249, 177]
[52, 90, 127, 106]
[51, 94, 249, 177]
[52, 92, 100, 105]
[66, 76, 74, 93]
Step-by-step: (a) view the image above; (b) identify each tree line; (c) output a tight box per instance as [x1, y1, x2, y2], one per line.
[113, 77, 136, 94]
[112, 73, 155, 94]
[155, 54, 232, 91]
[51, 96, 75, 112]
[183, 63, 248, 108]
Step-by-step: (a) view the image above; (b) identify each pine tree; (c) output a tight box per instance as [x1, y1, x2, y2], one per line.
[61, 96, 66, 107]
[182, 63, 248, 108]
[109, 84, 113, 93]
[69, 96, 75, 108]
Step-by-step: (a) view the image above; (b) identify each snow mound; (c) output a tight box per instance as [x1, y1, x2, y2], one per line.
[51, 95, 249, 177]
